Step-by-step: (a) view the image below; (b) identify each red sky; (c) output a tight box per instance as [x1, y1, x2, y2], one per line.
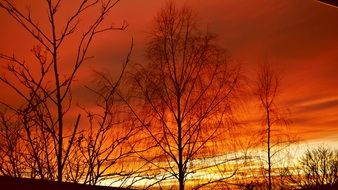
[0, 0, 338, 146]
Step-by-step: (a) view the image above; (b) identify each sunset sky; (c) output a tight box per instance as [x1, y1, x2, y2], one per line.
[0, 0, 338, 150]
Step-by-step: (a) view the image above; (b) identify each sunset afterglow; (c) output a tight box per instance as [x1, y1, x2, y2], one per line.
[0, 0, 337, 189]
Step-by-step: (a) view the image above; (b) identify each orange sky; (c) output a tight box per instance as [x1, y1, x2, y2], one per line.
[0, 0, 338, 147]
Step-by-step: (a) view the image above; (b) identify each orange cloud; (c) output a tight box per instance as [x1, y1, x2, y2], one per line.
[0, 0, 337, 146]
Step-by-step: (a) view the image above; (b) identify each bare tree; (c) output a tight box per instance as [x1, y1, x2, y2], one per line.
[0, 0, 127, 182]
[124, 2, 239, 189]
[0, 112, 25, 177]
[254, 62, 293, 190]
[286, 146, 338, 189]
[70, 46, 141, 187]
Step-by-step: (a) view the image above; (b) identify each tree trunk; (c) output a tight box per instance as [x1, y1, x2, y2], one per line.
[49, 10, 63, 183]
[267, 108, 272, 190]
[177, 94, 184, 190]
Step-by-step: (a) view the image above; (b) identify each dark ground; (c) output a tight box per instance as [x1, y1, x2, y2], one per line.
[0, 176, 129, 190]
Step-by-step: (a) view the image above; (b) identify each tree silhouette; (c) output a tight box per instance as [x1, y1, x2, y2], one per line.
[287, 146, 338, 189]
[72, 48, 141, 186]
[0, 0, 127, 183]
[123, 2, 239, 189]
[254, 62, 293, 190]
[0, 113, 25, 177]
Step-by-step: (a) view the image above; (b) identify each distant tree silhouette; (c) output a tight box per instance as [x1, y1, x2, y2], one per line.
[0, 113, 24, 177]
[123, 2, 239, 189]
[0, 0, 127, 183]
[287, 146, 338, 189]
[69, 46, 141, 186]
[254, 62, 293, 190]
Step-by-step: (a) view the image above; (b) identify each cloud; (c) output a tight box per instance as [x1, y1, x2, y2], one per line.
[1, 0, 338, 145]
[295, 96, 338, 113]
